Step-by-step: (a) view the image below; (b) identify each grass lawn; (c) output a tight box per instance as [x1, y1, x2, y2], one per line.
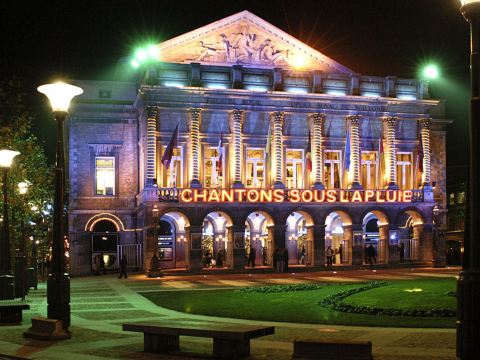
[141, 278, 457, 328]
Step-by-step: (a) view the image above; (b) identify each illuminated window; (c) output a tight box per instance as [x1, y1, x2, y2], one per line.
[324, 150, 342, 189]
[449, 193, 455, 206]
[246, 148, 265, 188]
[286, 149, 304, 189]
[95, 157, 115, 196]
[361, 151, 378, 189]
[204, 146, 224, 188]
[397, 152, 413, 189]
[161, 146, 183, 187]
[457, 192, 465, 204]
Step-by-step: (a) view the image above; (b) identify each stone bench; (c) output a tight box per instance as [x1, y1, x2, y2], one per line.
[292, 340, 373, 360]
[0, 300, 30, 324]
[123, 321, 274, 358]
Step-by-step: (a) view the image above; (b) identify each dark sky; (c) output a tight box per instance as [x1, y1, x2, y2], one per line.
[0, 0, 471, 168]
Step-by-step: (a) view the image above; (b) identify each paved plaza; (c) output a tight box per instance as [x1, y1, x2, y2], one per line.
[0, 267, 459, 359]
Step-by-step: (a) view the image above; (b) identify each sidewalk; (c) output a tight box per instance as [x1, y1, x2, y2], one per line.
[0, 268, 459, 359]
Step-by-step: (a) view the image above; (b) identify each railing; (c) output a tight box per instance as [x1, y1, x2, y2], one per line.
[158, 188, 426, 203]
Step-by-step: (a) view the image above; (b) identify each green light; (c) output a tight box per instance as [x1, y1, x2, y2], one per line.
[130, 59, 140, 68]
[147, 44, 159, 59]
[135, 48, 148, 61]
[423, 64, 439, 80]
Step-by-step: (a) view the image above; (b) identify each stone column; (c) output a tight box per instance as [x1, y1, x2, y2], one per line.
[420, 118, 432, 187]
[420, 223, 433, 262]
[384, 117, 398, 189]
[227, 224, 246, 269]
[231, 109, 244, 188]
[307, 224, 326, 267]
[311, 113, 325, 189]
[188, 108, 202, 188]
[348, 115, 362, 189]
[185, 225, 203, 272]
[146, 106, 158, 186]
[272, 112, 285, 188]
[268, 224, 287, 252]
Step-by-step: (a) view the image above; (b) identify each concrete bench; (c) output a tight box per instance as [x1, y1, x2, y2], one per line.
[292, 340, 373, 360]
[0, 300, 30, 324]
[123, 321, 274, 358]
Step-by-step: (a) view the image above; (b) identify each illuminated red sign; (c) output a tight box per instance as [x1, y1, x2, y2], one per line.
[179, 189, 413, 203]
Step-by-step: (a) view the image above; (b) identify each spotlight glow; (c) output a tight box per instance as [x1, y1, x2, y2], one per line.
[423, 64, 439, 80]
[135, 48, 148, 61]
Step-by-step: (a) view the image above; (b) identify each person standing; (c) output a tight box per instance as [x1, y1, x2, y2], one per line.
[275, 248, 284, 273]
[118, 255, 128, 279]
[249, 246, 256, 267]
[367, 244, 375, 268]
[100, 253, 106, 275]
[300, 245, 306, 265]
[262, 246, 267, 266]
[283, 247, 289, 272]
[339, 243, 343, 264]
[94, 254, 100, 275]
[216, 249, 223, 268]
[326, 246, 334, 267]
[398, 242, 405, 263]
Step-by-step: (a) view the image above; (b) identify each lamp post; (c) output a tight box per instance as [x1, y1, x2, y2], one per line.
[147, 205, 162, 277]
[16, 181, 29, 300]
[36, 82, 83, 334]
[458, 1, 480, 358]
[0, 149, 20, 300]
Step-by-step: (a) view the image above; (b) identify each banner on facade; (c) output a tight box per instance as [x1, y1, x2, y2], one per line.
[179, 189, 414, 203]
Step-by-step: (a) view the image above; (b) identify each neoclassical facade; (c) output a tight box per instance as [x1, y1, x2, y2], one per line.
[67, 11, 448, 274]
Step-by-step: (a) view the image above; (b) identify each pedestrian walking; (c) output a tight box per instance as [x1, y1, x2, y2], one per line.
[299, 245, 306, 265]
[94, 254, 100, 275]
[118, 255, 128, 279]
[326, 246, 334, 267]
[216, 249, 223, 268]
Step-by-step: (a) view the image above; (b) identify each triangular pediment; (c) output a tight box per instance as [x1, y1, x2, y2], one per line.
[155, 10, 354, 74]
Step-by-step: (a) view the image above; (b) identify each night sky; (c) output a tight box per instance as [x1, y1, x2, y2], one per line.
[0, 0, 470, 170]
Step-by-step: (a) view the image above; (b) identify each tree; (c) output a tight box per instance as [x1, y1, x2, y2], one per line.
[0, 79, 54, 256]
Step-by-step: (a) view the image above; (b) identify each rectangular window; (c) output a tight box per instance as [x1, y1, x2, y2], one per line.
[361, 151, 378, 189]
[204, 146, 225, 188]
[396, 152, 413, 189]
[246, 148, 265, 188]
[161, 146, 183, 188]
[286, 149, 304, 189]
[95, 157, 115, 196]
[324, 150, 342, 189]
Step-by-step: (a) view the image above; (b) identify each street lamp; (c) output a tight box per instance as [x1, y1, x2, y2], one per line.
[0, 149, 20, 300]
[35, 81, 83, 336]
[458, 1, 480, 358]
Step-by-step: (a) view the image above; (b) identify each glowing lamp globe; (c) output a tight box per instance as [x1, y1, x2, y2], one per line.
[147, 44, 160, 59]
[37, 82, 83, 113]
[0, 149, 20, 168]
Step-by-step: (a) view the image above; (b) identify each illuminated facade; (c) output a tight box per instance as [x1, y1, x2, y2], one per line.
[67, 11, 448, 274]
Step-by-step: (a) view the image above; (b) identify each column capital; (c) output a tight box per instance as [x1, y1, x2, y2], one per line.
[230, 109, 244, 127]
[189, 107, 202, 116]
[271, 111, 284, 122]
[311, 113, 326, 123]
[383, 116, 398, 126]
[346, 114, 362, 125]
[419, 118, 431, 128]
[146, 106, 158, 118]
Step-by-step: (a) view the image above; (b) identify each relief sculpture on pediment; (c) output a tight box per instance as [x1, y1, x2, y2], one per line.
[192, 25, 291, 66]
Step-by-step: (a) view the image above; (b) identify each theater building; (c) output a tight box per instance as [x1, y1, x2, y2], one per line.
[67, 11, 449, 275]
